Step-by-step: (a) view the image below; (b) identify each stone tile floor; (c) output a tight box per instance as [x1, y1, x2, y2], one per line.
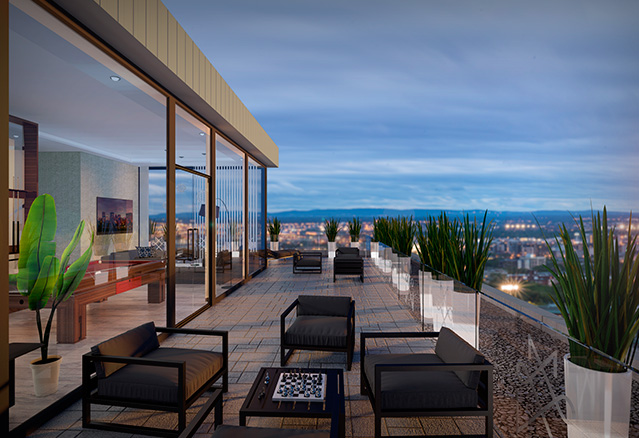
[26, 258, 487, 437]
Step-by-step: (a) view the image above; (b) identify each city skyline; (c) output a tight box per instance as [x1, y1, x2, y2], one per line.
[164, 0, 639, 213]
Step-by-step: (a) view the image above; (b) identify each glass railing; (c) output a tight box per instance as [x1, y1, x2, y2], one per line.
[372, 239, 639, 438]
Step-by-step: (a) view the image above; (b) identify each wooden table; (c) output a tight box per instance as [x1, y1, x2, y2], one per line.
[9, 259, 166, 343]
[239, 367, 345, 438]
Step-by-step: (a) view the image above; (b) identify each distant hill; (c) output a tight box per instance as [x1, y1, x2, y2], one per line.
[266, 208, 630, 223]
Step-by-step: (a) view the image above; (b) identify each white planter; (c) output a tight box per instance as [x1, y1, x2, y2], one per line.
[431, 277, 454, 332]
[391, 252, 399, 285]
[30, 355, 62, 397]
[327, 241, 336, 258]
[419, 270, 433, 326]
[270, 241, 279, 251]
[564, 355, 632, 438]
[359, 241, 366, 255]
[370, 241, 379, 260]
[451, 284, 480, 349]
[382, 247, 392, 274]
[398, 256, 411, 291]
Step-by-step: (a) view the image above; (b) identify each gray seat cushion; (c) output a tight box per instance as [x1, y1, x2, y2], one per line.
[336, 247, 359, 256]
[298, 295, 351, 317]
[285, 316, 348, 348]
[435, 327, 484, 389]
[91, 322, 160, 378]
[97, 347, 224, 403]
[212, 425, 329, 438]
[295, 258, 321, 268]
[364, 353, 478, 410]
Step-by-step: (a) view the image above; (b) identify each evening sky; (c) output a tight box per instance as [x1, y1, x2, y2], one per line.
[163, 0, 639, 213]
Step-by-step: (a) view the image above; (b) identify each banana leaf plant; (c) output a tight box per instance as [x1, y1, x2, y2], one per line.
[9, 194, 94, 363]
[541, 208, 639, 372]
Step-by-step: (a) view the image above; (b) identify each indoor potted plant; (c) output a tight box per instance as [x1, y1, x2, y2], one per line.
[324, 217, 340, 258]
[347, 217, 363, 253]
[9, 194, 94, 396]
[268, 217, 281, 251]
[542, 208, 639, 438]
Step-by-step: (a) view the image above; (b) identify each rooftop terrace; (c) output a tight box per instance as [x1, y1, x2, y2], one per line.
[24, 254, 639, 438]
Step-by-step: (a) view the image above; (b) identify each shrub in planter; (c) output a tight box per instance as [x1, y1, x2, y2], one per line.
[324, 217, 340, 258]
[541, 207, 639, 437]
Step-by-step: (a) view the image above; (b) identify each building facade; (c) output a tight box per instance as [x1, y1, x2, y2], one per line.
[1, 0, 277, 433]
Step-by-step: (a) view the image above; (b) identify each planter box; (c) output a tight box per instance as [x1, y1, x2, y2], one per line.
[564, 355, 632, 438]
[327, 241, 337, 259]
[370, 241, 379, 259]
[451, 283, 480, 349]
[419, 270, 433, 326]
[431, 277, 454, 332]
[397, 256, 411, 291]
[270, 241, 279, 251]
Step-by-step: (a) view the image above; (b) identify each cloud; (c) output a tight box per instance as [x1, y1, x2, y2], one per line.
[163, 0, 639, 212]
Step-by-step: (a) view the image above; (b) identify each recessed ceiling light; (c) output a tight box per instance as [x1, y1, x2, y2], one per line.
[201, 152, 206, 156]
[110, 75, 121, 82]
[12, 134, 19, 138]
[179, 155, 184, 159]
[199, 132, 206, 136]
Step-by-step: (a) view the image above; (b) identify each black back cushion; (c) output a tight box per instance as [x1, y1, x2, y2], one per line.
[91, 321, 160, 378]
[435, 327, 484, 389]
[297, 295, 352, 317]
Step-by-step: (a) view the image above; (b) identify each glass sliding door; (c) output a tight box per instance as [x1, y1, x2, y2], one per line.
[248, 158, 266, 275]
[8, 1, 167, 423]
[175, 105, 210, 322]
[215, 135, 244, 295]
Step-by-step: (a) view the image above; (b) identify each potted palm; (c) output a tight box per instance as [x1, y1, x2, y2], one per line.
[347, 217, 363, 253]
[9, 194, 94, 396]
[268, 218, 281, 251]
[324, 218, 340, 258]
[542, 208, 639, 438]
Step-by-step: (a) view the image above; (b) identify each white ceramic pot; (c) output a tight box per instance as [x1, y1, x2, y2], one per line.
[398, 256, 411, 291]
[30, 355, 62, 397]
[451, 284, 480, 349]
[431, 277, 454, 332]
[370, 241, 379, 260]
[390, 252, 399, 285]
[419, 270, 433, 326]
[382, 247, 392, 274]
[564, 355, 632, 438]
[270, 241, 279, 251]
[327, 241, 336, 258]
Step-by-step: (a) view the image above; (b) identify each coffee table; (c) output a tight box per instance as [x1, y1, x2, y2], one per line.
[239, 367, 345, 438]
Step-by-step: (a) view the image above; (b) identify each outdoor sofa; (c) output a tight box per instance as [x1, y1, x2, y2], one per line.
[361, 327, 493, 437]
[82, 322, 228, 437]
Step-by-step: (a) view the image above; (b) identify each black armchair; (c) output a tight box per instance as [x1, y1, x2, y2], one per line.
[334, 247, 364, 282]
[281, 295, 355, 370]
[293, 251, 323, 274]
[82, 322, 228, 437]
[360, 327, 493, 438]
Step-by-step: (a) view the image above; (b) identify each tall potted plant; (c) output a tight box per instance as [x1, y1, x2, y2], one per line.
[324, 218, 340, 258]
[542, 208, 639, 437]
[268, 218, 281, 251]
[347, 217, 363, 252]
[546, 207, 639, 437]
[9, 194, 94, 396]
[415, 212, 460, 334]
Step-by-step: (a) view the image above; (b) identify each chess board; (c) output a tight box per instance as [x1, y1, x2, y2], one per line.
[272, 372, 327, 402]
